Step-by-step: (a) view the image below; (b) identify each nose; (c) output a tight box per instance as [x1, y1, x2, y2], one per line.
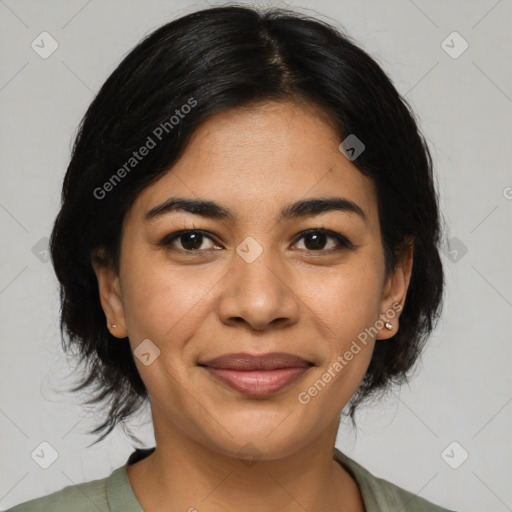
[217, 246, 300, 332]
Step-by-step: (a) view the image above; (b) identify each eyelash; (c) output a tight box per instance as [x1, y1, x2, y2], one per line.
[157, 228, 357, 255]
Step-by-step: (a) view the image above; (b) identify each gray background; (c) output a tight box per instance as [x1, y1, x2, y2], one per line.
[1, 0, 511, 510]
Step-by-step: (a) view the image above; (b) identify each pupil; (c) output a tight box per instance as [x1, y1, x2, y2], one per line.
[182, 232, 202, 250]
[306, 233, 326, 250]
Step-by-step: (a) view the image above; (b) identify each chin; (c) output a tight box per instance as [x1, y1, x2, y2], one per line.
[199, 417, 312, 462]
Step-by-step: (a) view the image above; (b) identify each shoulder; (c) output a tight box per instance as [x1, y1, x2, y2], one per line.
[5, 470, 113, 512]
[334, 449, 457, 512]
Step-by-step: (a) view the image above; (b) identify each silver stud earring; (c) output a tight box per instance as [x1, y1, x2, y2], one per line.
[385, 321, 393, 330]
[111, 324, 117, 329]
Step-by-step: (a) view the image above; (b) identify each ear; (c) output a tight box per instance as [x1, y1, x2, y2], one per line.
[90, 249, 128, 339]
[377, 237, 414, 340]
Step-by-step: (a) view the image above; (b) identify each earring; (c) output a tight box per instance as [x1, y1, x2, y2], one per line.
[385, 321, 393, 330]
[111, 324, 117, 329]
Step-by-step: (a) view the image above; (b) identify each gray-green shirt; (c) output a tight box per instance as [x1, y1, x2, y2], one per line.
[6, 447, 455, 511]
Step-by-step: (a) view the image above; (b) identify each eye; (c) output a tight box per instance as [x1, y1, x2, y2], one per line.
[158, 228, 356, 255]
[158, 230, 221, 253]
[291, 229, 356, 253]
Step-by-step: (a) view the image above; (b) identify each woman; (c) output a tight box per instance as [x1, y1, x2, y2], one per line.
[8, 5, 454, 511]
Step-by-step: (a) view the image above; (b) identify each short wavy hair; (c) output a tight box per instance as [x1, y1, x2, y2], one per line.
[50, 5, 445, 445]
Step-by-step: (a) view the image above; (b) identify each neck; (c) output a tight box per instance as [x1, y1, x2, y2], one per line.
[126, 412, 364, 512]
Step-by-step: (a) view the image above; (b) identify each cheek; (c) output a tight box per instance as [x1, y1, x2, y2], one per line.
[304, 261, 383, 337]
[119, 251, 217, 351]
[118, 257, 213, 403]
[299, 257, 382, 392]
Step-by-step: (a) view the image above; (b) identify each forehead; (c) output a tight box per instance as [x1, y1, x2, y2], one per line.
[130, 100, 379, 228]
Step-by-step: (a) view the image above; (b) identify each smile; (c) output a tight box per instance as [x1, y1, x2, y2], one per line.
[198, 352, 313, 397]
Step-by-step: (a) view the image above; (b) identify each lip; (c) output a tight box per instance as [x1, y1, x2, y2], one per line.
[199, 352, 313, 397]
[203, 367, 311, 397]
[199, 352, 312, 370]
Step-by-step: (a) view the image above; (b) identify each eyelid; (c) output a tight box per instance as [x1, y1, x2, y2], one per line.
[158, 227, 357, 253]
[157, 229, 220, 250]
[291, 228, 357, 251]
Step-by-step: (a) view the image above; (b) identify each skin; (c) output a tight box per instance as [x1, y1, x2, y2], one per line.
[92, 99, 413, 511]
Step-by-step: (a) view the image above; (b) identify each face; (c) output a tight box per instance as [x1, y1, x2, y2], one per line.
[93, 100, 412, 460]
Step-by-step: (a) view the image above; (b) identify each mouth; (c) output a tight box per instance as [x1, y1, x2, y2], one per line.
[198, 352, 314, 397]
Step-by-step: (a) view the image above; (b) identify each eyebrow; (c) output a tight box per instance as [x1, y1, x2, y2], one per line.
[144, 196, 368, 225]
